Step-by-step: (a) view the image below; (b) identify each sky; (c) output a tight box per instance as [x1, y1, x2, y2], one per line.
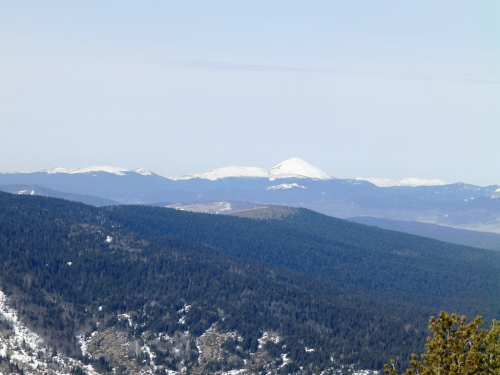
[1, 1, 499, 185]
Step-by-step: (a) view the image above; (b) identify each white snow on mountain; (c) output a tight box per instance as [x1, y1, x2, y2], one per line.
[172, 166, 269, 181]
[173, 157, 332, 181]
[42, 167, 69, 174]
[355, 177, 447, 187]
[0, 170, 28, 174]
[1, 160, 461, 189]
[266, 183, 307, 190]
[40, 166, 153, 176]
[133, 167, 153, 176]
[268, 157, 332, 180]
[17, 189, 35, 195]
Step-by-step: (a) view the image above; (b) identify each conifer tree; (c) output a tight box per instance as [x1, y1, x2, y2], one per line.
[385, 311, 500, 375]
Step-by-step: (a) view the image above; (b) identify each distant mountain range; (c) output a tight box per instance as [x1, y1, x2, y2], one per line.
[0, 157, 453, 185]
[1, 157, 499, 238]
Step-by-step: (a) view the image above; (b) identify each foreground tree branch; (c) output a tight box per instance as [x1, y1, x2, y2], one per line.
[385, 311, 500, 375]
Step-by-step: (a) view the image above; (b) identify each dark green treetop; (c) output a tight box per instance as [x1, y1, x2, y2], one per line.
[385, 311, 500, 375]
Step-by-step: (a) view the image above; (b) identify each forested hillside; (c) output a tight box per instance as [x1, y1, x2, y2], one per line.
[106, 204, 500, 318]
[1, 192, 499, 374]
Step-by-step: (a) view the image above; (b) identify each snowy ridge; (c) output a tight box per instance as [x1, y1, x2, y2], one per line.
[133, 167, 153, 176]
[0, 170, 28, 174]
[355, 177, 447, 187]
[40, 166, 153, 176]
[172, 166, 269, 180]
[173, 157, 332, 181]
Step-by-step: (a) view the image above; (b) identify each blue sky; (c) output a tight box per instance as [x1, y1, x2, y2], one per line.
[1, 1, 499, 185]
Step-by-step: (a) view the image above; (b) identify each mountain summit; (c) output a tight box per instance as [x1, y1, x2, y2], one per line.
[174, 157, 333, 181]
[268, 157, 332, 180]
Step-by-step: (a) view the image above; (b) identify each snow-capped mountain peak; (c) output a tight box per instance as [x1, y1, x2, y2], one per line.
[172, 158, 332, 181]
[268, 157, 332, 181]
[355, 177, 447, 187]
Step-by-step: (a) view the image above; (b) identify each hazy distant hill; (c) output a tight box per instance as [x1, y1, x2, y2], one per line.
[1, 159, 499, 234]
[349, 216, 500, 251]
[0, 184, 119, 206]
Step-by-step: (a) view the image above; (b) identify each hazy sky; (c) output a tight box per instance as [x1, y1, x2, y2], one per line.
[1, 1, 499, 185]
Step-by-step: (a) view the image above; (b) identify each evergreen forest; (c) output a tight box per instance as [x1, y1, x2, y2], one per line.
[1, 192, 499, 373]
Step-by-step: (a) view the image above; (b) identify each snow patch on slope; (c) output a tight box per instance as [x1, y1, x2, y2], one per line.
[0, 290, 44, 354]
[491, 188, 500, 199]
[17, 189, 35, 195]
[0, 289, 99, 375]
[266, 183, 306, 190]
[355, 177, 446, 187]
